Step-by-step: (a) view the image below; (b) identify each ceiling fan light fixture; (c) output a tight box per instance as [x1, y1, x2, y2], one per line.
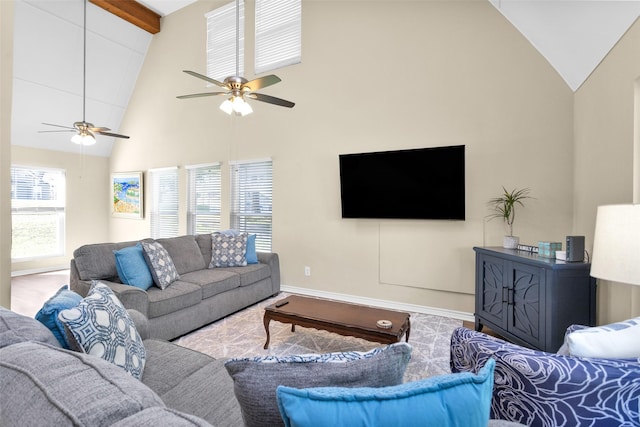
[220, 98, 234, 115]
[220, 96, 253, 116]
[71, 132, 96, 146]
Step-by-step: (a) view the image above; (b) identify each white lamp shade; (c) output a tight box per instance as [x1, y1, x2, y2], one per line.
[590, 204, 640, 286]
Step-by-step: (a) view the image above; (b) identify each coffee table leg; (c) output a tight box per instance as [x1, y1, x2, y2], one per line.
[405, 318, 411, 342]
[263, 313, 272, 349]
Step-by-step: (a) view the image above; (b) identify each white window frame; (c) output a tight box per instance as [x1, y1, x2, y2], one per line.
[206, 0, 244, 81]
[10, 165, 65, 261]
[230, 159, 273, 252]
[255, 0, 302, 74]
[149, 167, 179, 239]
[186, 163, 222, 235]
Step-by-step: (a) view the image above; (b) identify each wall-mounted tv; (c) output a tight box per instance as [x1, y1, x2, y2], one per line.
[339, 145, 465, 220]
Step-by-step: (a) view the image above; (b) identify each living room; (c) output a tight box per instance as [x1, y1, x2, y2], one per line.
[2, 0, 639, 325]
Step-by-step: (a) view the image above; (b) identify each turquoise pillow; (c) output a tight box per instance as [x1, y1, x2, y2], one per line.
[277, 358, 495, 427]
[246, 234, 258, 264]
[34, 285, 82, 349]
[114, 243, 154, 290]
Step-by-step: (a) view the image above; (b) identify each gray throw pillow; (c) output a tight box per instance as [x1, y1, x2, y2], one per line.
[141, 241, 180, 289]
[58, 282, 146, 379]
[224, 342, 411, 427]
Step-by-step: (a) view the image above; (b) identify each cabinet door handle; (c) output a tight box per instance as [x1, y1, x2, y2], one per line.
[502, 287, 509, 303]
[508, 288, 514, 305]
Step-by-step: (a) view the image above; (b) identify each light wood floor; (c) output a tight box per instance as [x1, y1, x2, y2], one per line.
[10, 270, 71, 317]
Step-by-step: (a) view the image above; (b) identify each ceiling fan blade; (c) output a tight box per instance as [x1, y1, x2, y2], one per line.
[242, 75, 281, 92]
[247, 93, 295, 108]
[183, 70, 228, 89]
[97, 130, 130, 139]
[41, 122, 75, 130]
[88, 126, 111, 132]
[177, 92, 228, 99]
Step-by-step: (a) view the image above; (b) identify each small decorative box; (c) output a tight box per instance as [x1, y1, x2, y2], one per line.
[538, 241, 562, 258]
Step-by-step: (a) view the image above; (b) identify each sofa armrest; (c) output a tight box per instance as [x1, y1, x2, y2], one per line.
[257, 252, 280, 295]
[450, 327, 640, 426]
[127, 309, 150, 340]
[69, 276, 150, 318]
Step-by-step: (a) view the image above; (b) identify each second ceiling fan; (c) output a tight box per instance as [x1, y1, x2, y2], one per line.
[177, 0, 295, 116]
[40, 0, 129, 145]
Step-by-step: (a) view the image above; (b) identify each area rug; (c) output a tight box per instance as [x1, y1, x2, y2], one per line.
[174, 293, 462, 383]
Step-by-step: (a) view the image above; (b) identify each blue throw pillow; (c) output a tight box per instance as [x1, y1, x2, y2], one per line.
[246, 234, 258, 264]
[277, 358, 495, 427]
[114, 243, 154, 290]
[34, 285, 82, 349]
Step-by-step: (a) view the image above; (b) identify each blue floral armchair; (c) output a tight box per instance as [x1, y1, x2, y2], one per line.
[450, 327, 640, 426]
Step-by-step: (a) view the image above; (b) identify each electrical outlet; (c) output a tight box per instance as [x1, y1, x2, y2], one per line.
[304, 266, 311, 276]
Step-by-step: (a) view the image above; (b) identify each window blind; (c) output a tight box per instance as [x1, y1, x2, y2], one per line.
[206, 0, 244, 81]
[149, 168, 179, 238]
[255, 0, 301, 74]
[187, 163, 222, 235]
[230, 159, 273, 251]
[10, 166, 65, 260]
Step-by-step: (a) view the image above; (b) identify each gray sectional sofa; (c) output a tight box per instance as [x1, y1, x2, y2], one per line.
[70, 234, 280, 340]
[0, 306, 242, 426]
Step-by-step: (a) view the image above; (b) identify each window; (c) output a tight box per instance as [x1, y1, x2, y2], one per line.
[230, 159, 273, 251]
[206, 0, 244, 81]
[187, 163, 222, 234]
[255, 0, 301, 74]
[149, 168, 179, 238]
[11, 166, 65, 260]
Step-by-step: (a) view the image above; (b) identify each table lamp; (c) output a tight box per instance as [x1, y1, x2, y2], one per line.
[590, 204, 640, 286]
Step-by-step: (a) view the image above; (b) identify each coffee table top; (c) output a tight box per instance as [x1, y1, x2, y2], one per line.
[265, 295, 410, 338]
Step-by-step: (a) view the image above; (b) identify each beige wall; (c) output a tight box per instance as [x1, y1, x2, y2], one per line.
[573, 18, 640, 323]
[112, 0, 575, 315]
[1, 0, 14, 308]
[11, 146, 110, 273]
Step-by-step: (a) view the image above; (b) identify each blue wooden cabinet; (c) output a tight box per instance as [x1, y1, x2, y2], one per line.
[474, 246, 596, 352]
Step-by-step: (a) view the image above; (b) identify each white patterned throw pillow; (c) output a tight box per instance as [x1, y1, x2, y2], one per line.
[563, 317, 640, 359]
[209, 232, 248, 268]
[58, 281, 146, 379]
[141, 241, 180, 289]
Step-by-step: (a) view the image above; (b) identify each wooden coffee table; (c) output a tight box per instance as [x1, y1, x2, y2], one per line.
[263, 295, 410, 349]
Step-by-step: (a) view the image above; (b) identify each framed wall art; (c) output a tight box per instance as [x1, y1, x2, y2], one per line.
[112, 172, 143, 219]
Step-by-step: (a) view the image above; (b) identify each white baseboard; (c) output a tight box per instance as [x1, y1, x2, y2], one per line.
[280, 284, 475, 323]
[11, 266, 69, 277]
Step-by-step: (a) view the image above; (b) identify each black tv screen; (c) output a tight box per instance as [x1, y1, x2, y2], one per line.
[339, 145, 465, 220]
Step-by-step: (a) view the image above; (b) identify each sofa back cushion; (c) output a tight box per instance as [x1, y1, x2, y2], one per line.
[73, 239, 151, 281]
[156, 235, 207, 275]
[0, 341, 164, 426]
[0, 307, 61, 349]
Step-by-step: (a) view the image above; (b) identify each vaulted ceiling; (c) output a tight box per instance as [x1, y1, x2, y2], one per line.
[10, 0, 640, 157]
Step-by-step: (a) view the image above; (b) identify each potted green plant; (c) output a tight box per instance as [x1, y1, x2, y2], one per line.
[487, 187, 532, 249]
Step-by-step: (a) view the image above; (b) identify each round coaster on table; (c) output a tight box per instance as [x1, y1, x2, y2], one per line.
[376, 319, 393, 329]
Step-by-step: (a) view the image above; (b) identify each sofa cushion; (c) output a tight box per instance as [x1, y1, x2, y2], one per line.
[562, 317, 640, 359]
[141, 241, 181, 289]
[142, 339, 243, 425]
[0, 341, 164, 426]
[179, 269, 241, 299]
[114, 243, 154, 290]
[156, 235, 207, 275]
[224, 263, 271, 287]
[0, 306, 61, 349]
[276, 359, 495, 427]
[146, 281, 203, 318]
[34, 285, 83, 348]
[111, 407, 214, 427]
[59, 282, 146, 379]
[73, 239, 149, 281]
[225, 342, 412, 427]
[195, 234, 214, 268]
[209, 232, 248, 268]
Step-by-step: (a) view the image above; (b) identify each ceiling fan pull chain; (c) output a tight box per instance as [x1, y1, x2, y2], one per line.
[82, 0, 87, 122]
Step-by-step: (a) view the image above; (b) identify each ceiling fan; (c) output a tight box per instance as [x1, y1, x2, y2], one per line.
[40, 0, 129, 146]
[177, 0, 295, 116]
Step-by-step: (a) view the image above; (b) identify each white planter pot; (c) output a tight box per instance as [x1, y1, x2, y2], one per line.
[503, 236, 519, 249]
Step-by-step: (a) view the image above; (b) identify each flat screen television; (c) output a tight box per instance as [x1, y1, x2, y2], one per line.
[339, 145, 465, 220]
